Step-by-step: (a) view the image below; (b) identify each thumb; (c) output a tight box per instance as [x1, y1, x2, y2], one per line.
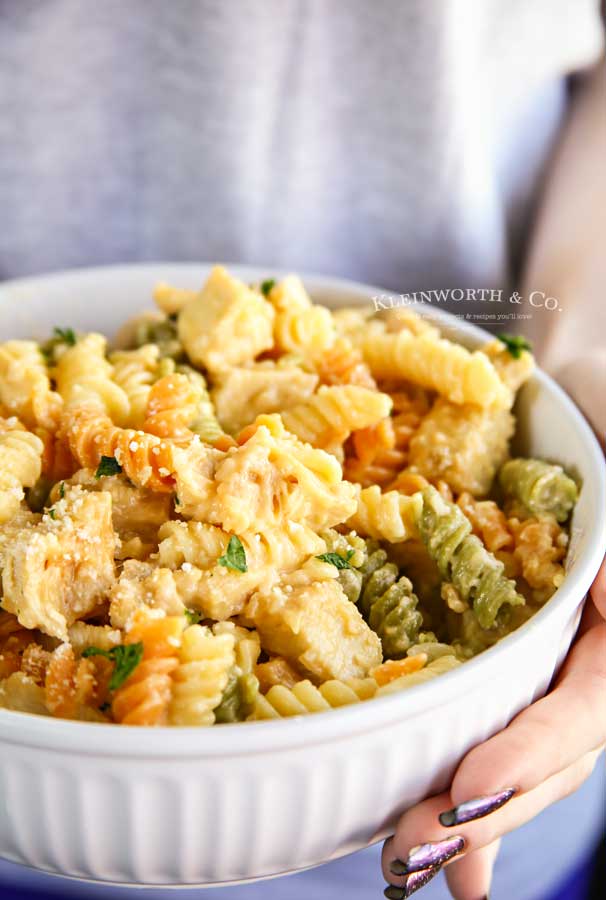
[445, 838, 501, 900]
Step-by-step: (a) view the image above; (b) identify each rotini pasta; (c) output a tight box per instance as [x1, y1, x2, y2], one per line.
[112, 610, 184, 726]
[0, 340, 63, 430]
[280, 385, 392, 451]
[169, 624, 235, 726]
[346, 485, 421, 543]
[0, 265, 579, 726]
[251, 677, 378, 719]
[416, 486, 525, 629]
[360, 331, 510, 408]
[268, 275, 336, 358]
[499, 458, 578, 522]
[55, 333, 130, 423]
[110, 344, 160, 428]
[0, 422, 44, 523]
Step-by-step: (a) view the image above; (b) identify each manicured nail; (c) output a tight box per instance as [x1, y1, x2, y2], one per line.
[384, 886, 405, 900]
[384, 863, 443, 898]
[402, 865, 441, 896]
[390, 835, 464, 876]
[439, 788, 516, 827]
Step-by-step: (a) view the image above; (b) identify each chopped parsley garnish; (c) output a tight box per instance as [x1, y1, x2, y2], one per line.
[174, 494, 181, 506]
[184, 609, 202, 626]
[48, 508, 56, 520]
[95, 455, 123, 478]
[260, 278, 276, 297]
[58, 481, 66, 499]
[497, 333, 532, 359]
[53, 326, 77, 346]
[316, 550, 355, 569]
[217, 535, 248, 572]
[82, 643, 144, 691]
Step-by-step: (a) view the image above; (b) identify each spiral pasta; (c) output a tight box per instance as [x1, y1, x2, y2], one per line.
[169, 624, 235, 726]
[376, 653, 461, 695]
[0, 423, 44, 523]
[112, 611, 184, 726]
[0, 264, 579, 726]
[499, 458, 578, 522]
[110, 344, 160, 427]
[0, 340, 63, 430]
[347, 485, 422, 543]
[59, 405, 184, 492]
[361, 331, 510, 408]
[252, 677, 378, 719]
[268, 275, 336, 358]
[280, 385, 392, 450]
[143, 373, 199, 441]
[55, 333, 130, 423]
[417, 486, 525, 629]
[212, 623, 261, 723]
[355, 550, 423, 659]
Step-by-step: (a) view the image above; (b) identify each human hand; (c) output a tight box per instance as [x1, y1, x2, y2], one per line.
[382, 557, 606, 899]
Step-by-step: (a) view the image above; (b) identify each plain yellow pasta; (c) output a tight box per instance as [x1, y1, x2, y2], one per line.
[110, 344, 160, 427]
[252, 677, 378, 719]
[55, 333, 130, 423]
[0, 340, 63, 429]
[360, 331, 510, 408]
[268, 275, 336, 357]
[0, 424, 44, 524]
[169, 625, 235, 726]
[376, 653, 461, 695]
[153, 282, 197, 316]
[346, 485, 422, 543]
[280, 385, 392, 450]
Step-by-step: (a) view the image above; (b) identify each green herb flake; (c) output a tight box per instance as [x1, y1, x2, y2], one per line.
[53, 326, 77, 346]
[217, 535, 248, 573]
[48, 508, 56, 520]
[497, 333, 533, 360]
[260, 278, 276, 297]
[59, 481, 66, 499]
[95, 455, 123, 478]
[315, 550, 355, 569]
[174, 494, 181, 506]
[82, 642, 144, 691]
[184, 609, 202, 626]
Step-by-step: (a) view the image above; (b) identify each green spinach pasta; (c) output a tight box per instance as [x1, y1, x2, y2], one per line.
[0, 266, 579, 725]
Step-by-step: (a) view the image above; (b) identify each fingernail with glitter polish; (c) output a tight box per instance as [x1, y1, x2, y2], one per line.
[402, 865, 442, 897]
[439, 788, 516, 827]
[393, 834, 464, 875]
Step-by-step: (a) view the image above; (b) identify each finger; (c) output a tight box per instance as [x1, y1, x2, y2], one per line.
[589, 557, 606, 619]
[444, 839, 501, 900]
[382, 750, 601, 891]
[449, 623, 606, 809]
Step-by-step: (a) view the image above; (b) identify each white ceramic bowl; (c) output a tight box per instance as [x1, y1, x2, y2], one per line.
[0, 264, 604, 888]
